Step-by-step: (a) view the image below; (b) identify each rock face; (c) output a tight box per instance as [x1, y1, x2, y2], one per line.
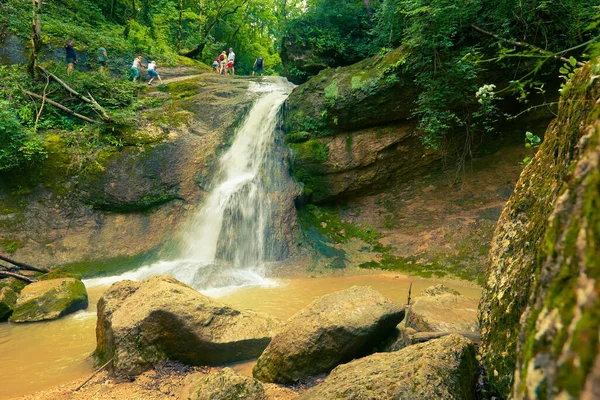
[285, 47, 440, 203]
[180, 368, 265, 400]
[0, 75, 300, 270]
[479, 62, 600, 398]
[407, 284, 479, 332]
[299, 334, 478, 400]
[252, 286, 405, 383]
[0, 286, 17, 321]
[9, 278, 88, 322]
[95, 275, 280, 377]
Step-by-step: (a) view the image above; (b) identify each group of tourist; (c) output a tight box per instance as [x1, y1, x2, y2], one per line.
[211, 47, 265, 76]
[65, 41, 163, 85]
[66, 41, 265, 83]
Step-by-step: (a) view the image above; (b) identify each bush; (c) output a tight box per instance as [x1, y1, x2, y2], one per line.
[0, 101, 46, 172]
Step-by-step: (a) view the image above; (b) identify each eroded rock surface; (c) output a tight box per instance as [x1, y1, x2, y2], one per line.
[407, 284, 479, 332]
[0, 286, 17, 321]
[10, 278, 88, 322]
[253, 286, 405, 383]
[179, 368, 266, 400]
[299, 334, 478, 400]
[479, 62, 600, 398]
[95, 275, 280, 377]
[285, 47, 440, 203]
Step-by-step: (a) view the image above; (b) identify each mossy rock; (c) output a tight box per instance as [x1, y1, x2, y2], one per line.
[0, 286, 18, 322]
[285, 46, 414, 139]
[479, 61, 600, 398]
[0, 277, 28, 293]
[10, 278, 88, 323]
[180, 368, 265, 400]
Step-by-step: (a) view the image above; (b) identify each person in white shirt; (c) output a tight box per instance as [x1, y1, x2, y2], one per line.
[130, 56, 145, 82]
[227, 48, 236, 76]
[147, 61, 163, 85]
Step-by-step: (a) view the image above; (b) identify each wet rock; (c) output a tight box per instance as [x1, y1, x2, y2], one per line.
[479, 62, 600, 398]
[95, 275, 280, 377]
[179, 368, 265, 400]
[253, 286, 405, 383]
[407, 285, 479, 333]
[299, 334, 478, 400]
[77, 144, 184, 212]
[0, 286, 18, 321]
[10, 278, 88, 322]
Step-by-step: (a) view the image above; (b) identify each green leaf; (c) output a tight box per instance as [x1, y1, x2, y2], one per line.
[570, 56, 577, 67]
[559, 67, 570, 74]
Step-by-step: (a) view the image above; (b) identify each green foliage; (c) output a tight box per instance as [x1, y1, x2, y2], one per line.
[521, 131, 542, 165]
[0, 101, 46, 172]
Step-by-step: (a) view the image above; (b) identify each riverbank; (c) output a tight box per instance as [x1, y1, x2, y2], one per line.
[0, 272, 480, 399]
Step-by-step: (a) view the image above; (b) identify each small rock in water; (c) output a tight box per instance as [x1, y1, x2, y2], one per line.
[10, 278, 88, 323]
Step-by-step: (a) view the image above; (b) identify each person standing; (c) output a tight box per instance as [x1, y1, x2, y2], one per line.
[252, 56, 264, 76]
[130, 56, 145, 82]
[227, 47, 235, 76]
[65, 40, 76, 76]
[147, 61, 163, 86]
[98, 46, 108, 74]
[219, 51, 227, 75]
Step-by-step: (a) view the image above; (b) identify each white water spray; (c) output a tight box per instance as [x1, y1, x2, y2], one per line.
[86, 79, 294, 296]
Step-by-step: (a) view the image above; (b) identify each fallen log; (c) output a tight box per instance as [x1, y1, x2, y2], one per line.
[20, 87, 99, 124]
[0, 269, 38, 283]
[37, 66, 112, 122]
[0, 253, 49, 273]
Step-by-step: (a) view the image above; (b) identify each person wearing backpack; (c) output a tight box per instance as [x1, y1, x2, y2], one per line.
[252, 56, 264, 76]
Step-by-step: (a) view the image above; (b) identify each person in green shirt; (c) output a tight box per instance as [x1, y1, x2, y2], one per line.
[98, 46, 108, 74]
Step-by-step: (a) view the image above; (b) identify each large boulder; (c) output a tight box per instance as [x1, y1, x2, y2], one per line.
[9, 278, 88, 322]
[179, 368, 265, 400]
[252, 286, 405, 383]
[299, 334, 478, 400]
[285, 47, 440, 203]
[406, 284, 479, 332]
[95, 275, 280, 377]
[479, 61, 600, 398]
[0, 286, 18, 321]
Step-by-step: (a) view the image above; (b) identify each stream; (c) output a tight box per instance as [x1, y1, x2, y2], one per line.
[0, 78, 482, 399]
[0, 274, 480, 399]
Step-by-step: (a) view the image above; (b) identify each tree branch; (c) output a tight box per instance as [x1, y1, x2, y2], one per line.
[0, 253, 49, 273]
[471, 24, 586, 67]
[0, 269, 38, 283]
[20, 86, 99, 124]
[36, 66, 112, 121]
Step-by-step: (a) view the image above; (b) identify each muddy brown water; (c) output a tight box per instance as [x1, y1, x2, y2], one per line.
[0, 273, 480, 399]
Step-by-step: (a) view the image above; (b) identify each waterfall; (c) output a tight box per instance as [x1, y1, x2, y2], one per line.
[86, 78, 295, 296]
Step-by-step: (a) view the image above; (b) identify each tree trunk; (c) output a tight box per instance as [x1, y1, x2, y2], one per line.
[28, 0, 43, 78]
[177, 0, 183, 50]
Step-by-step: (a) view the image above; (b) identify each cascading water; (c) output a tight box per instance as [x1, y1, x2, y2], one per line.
[86, 78, 295, 296]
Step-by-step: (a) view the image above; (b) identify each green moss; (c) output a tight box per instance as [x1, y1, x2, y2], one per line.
[9, 279, 88, 322]
[1, 239, 23, 254]
[324, 80, 339, 107]
[289, 140, 331, 200]
[42, 250, 160, 280]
